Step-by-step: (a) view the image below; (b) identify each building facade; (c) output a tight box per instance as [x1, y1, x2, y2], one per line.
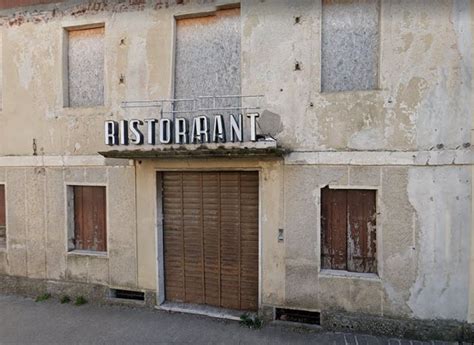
[0, 0, 473, 339]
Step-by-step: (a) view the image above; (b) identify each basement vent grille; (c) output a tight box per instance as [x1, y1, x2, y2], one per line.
[275, 308, 321, 325]
[110, 289, 145, 301]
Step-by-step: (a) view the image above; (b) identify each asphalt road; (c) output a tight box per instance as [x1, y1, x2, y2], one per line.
[0, 295, 458, 345]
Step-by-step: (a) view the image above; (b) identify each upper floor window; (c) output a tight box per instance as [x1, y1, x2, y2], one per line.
[321, 0, 380, 92]
[174, 8, 241, 112]
[66, 26, 105, 108]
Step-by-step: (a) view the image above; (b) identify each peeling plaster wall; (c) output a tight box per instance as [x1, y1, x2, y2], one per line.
[0, 0, 61, 10]
[0, 0, 468, 153]
[280, 164, 471, 321]
[241, 0, 471, 152]
[0, 0, 471, 324]
[407, 167, 471, 320]
[0, 165, 139, 290]
[469, 0, 474, 325]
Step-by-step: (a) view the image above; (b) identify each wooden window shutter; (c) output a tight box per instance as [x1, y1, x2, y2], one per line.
[321, 187, 348, 270]
[321, 187, 377, 273]
[73, 186, 107, 252]
[347, 190, 377, 273]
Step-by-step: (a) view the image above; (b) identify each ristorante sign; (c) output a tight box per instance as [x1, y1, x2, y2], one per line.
[104, 113, 260, 146]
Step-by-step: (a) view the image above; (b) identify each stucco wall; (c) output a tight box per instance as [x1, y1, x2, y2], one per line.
[0, 162, 140, 291]
[0, 0, 469, 154]
[242, 0, 471, 151]
[0, 0, 471, 323]
[278, 164, 471, 321]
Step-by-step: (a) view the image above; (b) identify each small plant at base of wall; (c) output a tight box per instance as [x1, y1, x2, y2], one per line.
[35, 293, 51, 302]
[74, 296, 87, 306]
[240, 314, 263, 330]
[60, 296, 71, 304]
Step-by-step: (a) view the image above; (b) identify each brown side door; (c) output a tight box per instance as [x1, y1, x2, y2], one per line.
[162, 171, 259, 311]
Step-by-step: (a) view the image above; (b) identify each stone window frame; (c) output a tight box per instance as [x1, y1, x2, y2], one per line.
[61, 22, 107, 109]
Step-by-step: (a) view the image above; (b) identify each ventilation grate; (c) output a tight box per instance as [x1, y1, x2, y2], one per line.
[275, 308, 321, 325]
[110, 289, 145, 301]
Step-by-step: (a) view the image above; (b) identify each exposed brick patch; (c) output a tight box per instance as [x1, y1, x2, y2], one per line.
[0, 0, 61, 11]
[0, 0, 211, 27]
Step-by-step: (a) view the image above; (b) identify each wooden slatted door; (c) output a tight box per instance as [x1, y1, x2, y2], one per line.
[162, 171, 259, 311]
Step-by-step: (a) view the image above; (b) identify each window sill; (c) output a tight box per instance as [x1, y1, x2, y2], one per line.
[63, 105, 106, 110]
[59, 106, 110, 118]
[319, 88, 382, 95]
[319, 269, 380, 281]
[67, 250, 108, 258]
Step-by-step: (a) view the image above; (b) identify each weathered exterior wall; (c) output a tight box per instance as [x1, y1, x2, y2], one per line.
[0, 0, 62, 10]
[0, 161, 140, 291]
[0, 0, 471, 329]
[278, 164, 470, 321]
[0, 0, 467, 155]
[470, 0, 474, 325]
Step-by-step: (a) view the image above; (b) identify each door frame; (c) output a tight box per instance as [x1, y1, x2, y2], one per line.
[155, 168, 262, 312]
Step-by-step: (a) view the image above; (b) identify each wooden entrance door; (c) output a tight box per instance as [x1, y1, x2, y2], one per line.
[162, 171, 259, 311]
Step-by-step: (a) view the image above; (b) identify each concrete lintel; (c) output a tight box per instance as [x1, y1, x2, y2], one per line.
[0, 155, 132, 167]
[285, 149, 473, 166]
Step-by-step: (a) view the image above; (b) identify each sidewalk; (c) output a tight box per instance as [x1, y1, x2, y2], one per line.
[0, 295, 458, 345]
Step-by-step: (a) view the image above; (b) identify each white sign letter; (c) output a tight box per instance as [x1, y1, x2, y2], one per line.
[105, 121, 118, 146]
[191, 116, 209, 143]
[144, 119, 157, 145]
[130, 119, 144, 145]
[160, 119, 172, 144]
[175, 118, 188, 144]
[119, 120, 129, 145]
[230, 114, 243, 142]
[246, 113, 260, 142]
[212, 115, 226, 143]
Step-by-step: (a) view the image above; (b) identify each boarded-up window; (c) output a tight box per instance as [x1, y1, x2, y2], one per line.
[70, 186, 106, 252]
[321, 0, 380, 92]
[174, 8, 241, 133]
[67, 26, 104, 107]
[175, 9, 240, 101]
[0, 185, 5, 249]
[321, 187, 376, 273]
